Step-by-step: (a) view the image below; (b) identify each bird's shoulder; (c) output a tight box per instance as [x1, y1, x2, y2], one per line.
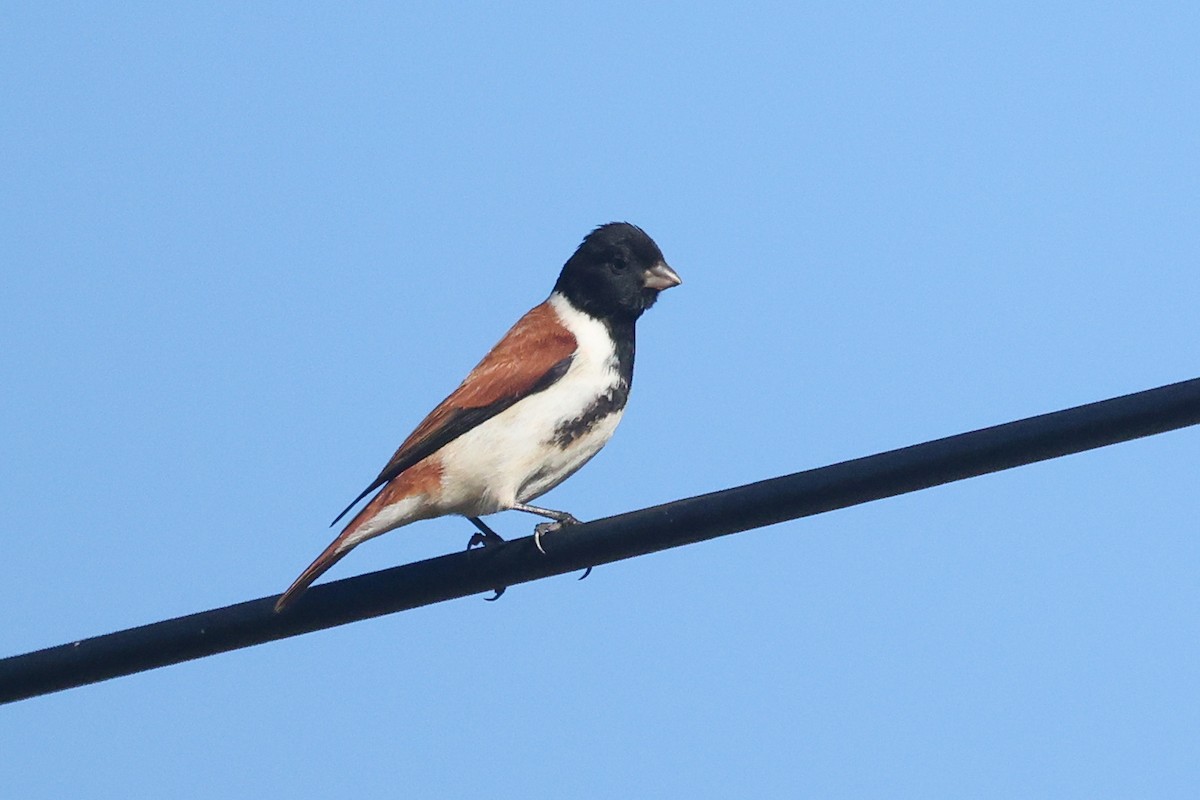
[429, 299, 577, 413]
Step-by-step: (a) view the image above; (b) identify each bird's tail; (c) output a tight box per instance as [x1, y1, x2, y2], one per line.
[274, 499, 382, 612]
[275, 465, 439, 612]
[273, 536, 354, 613]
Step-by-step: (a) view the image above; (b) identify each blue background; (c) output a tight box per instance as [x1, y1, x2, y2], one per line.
[3, 3, 1198, 797]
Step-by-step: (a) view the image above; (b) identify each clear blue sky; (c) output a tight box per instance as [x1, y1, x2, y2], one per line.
[3, 3, 1198, 797]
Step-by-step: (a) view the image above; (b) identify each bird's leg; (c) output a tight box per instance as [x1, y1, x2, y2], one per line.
[466, 516, 506, 550]
[466, 516, 507, 601]
[510, 502, 582, 554]
[509, 504, 593, 580]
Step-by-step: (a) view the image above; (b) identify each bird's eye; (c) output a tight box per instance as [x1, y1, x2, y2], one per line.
[610, 257, 629, 272]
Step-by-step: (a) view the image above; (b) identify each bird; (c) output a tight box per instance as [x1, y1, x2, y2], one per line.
[274, 222, 681, 612]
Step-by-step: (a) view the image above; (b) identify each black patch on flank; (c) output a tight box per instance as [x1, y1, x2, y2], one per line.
[553, 381, 630, 448]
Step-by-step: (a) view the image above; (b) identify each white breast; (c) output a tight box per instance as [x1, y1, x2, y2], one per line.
[434, 292, 627, 517]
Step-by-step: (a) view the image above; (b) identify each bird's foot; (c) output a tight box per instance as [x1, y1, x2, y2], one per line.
[533, 513, 581, 554]
[466, 518, 505, 550]
[465, 517, 508, 599]
[579, 566, 593, 581]
[467, 531, 506, 550]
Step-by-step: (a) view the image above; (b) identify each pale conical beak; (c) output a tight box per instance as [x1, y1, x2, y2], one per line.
[643, 262, 682, 290]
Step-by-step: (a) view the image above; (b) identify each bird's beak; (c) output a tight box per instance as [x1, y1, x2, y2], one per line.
[643, 262, 682, 290]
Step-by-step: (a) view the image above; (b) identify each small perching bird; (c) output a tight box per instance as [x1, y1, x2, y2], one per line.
[274, 222, 681, 612]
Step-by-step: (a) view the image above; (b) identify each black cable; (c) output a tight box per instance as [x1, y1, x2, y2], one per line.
[2, 377, 1198, 705]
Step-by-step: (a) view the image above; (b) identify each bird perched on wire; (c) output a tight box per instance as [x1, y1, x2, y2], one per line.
[274, 222, 681, 612]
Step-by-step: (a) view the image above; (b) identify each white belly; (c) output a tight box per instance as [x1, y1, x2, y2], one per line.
[433, 294, 628, 516]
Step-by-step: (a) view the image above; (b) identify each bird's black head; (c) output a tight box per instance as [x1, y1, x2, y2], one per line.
[554, 222, 682, 322]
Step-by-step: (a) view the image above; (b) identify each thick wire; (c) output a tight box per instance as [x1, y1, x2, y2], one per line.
[2, 377, 1198, 705]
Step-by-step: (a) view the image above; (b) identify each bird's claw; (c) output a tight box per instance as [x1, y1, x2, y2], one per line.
[532, 514, 581, 554]
[533, 522, 556, 554]
[579, 566, 593, 580]
[466, 523, 505, 551]
[466, 519, 508, 600]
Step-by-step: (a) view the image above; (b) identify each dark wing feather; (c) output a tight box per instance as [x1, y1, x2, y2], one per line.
[330, 301, 577, 526]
